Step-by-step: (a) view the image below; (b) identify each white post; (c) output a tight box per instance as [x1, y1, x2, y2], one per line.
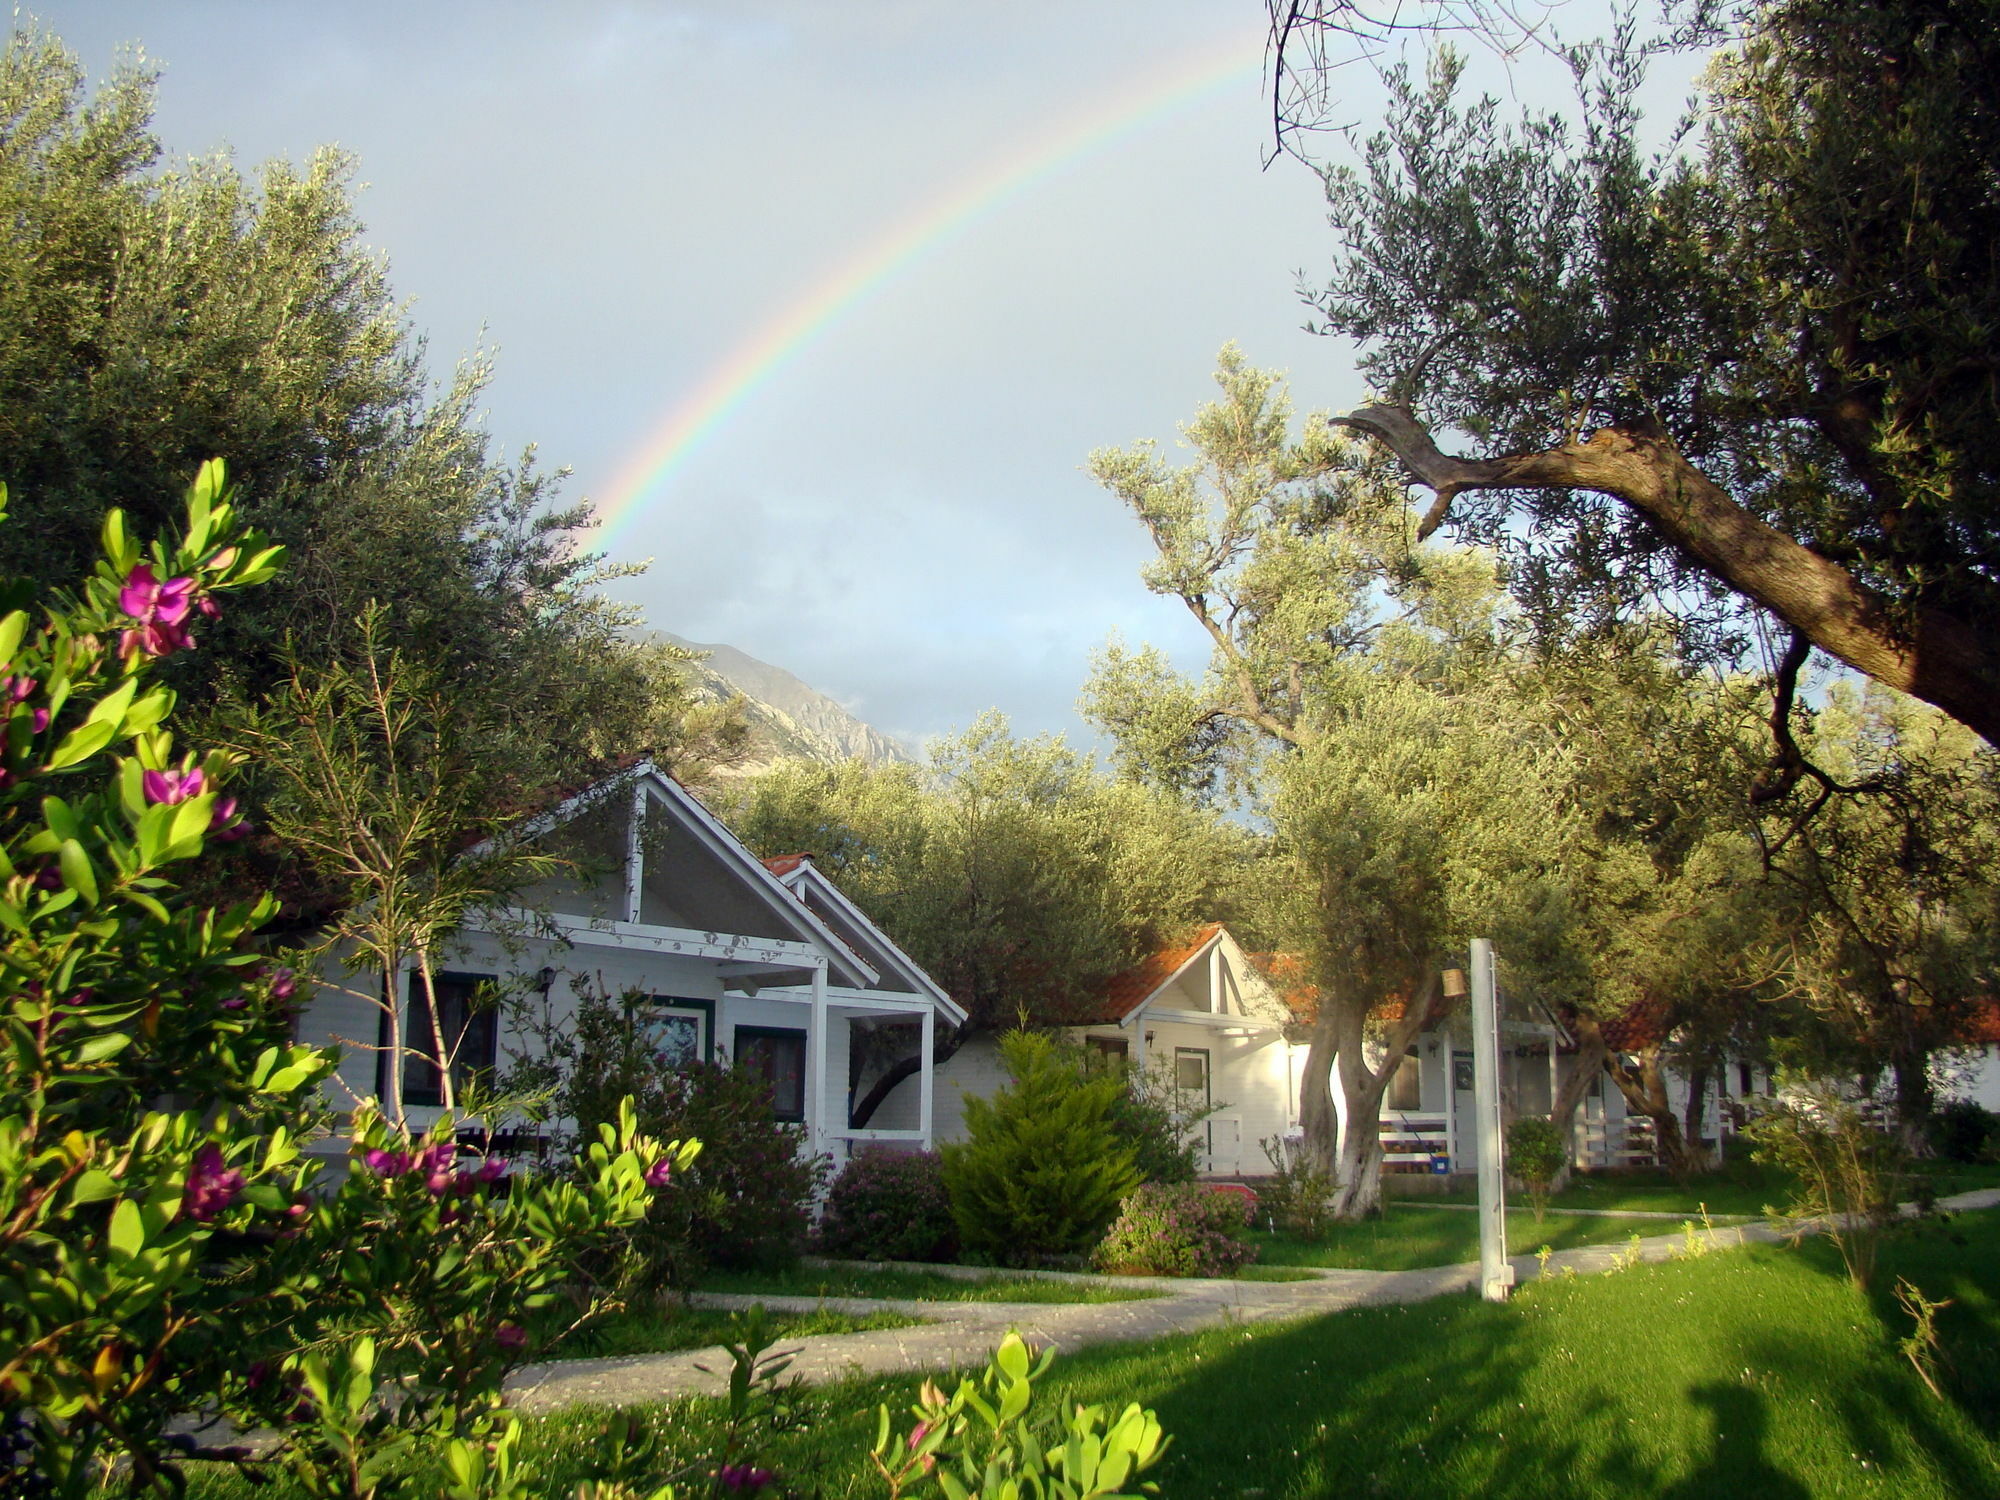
[1471, 939, 1512, 1303]
[624, 783, 646, 923]
[918, 1004, 935, 1149]
[809, 960, 829, 1162]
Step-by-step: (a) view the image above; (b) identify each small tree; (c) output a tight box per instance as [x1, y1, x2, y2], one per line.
[1506, 1116, 1567, 1224]
[1747, 1075, 1907, 1290]
[941, 1030, 1141, 1265]
[221, 604, 568, 1123]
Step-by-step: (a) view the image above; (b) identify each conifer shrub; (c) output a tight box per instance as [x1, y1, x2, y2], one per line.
[1093, 1181, 1257, 1277]
[1928, 1098, 2000, 1164]
[815, 1146, 957, 1263]
[941, 1030, 1142, 1265]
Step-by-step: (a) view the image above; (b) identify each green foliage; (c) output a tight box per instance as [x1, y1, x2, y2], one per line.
[718, 714, 1258, 1031]
[1092, 1183, 1256, 1278]
[1256, 1134, 1338, 1240]
[942, 1032, 1142, 1266]
[0, 472, 687, 1495]
[1308, 3, 2000, 689]
[1505, 1117, 1568, 1224]
[815, 1147, 959, 1264]
[508, 982, 825, 1286]
[1928, 1100, 2000, 1165]
[0, 30, 734, 854]
[1747, 1075, 1908, 1290]
[871, 1331, 1170, 1500]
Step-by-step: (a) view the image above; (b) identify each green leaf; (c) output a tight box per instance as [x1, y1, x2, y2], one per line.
[41, 796, 79, 843]
[58, 838, 98, 905]
[102, 509, 135, 571]
[46, 719, 117, 771]
[107, 1198, 143, 1257]
[84, 677, 138, 732]
[0, 609, 25, 668]
[74, 1032, 132, 1065]
[69, 1170, 120, 1206]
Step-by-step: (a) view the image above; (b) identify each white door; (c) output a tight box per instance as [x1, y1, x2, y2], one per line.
[1208, 1116, 1242, 1176]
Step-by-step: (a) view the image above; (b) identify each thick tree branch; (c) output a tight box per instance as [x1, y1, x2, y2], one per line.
[1333, 403, 2000, 743]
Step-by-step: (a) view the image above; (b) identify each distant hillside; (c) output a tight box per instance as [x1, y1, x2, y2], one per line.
[655, 631, 916, 775]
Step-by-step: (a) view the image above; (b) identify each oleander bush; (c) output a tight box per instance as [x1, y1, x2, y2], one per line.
[1093, 1181, 1257, 1278]
[816, 1146, 958, 1264]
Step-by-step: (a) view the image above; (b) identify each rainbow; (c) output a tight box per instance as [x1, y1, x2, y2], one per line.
[590, 29, 1268, 552]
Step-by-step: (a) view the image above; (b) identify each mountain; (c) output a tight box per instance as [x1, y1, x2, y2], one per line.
[655, 632, 917, 774]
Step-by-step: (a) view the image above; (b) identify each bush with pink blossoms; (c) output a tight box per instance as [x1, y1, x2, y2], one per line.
[1092, 1181, 1258, 1278]
[815, 1148, 957, 1264]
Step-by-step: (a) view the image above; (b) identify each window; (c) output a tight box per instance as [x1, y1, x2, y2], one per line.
[1174, 1047, 1211, 1105]
[1387, 1054, 1423, 1112]
[1737, 1061, 1755, 1097]
[641, 999, 711, 1069]
[398, 972, 498, 1108]
[1084, 1034, 1129, 1064]
[734, 1025, 807, 1123]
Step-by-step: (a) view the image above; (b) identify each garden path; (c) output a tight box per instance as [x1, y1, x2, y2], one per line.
[503, 1191, 1998, 1412]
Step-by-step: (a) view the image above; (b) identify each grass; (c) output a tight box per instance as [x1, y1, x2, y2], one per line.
[1389, 1157, 2000, 1218]
[698, 1265, 1162, 1304]
[1233, 1264, 1328, 1282]
[171, 1207, 2000, 1498]
[1245, 1205, 1732, 1272]
[537, 1296, 917, 1360]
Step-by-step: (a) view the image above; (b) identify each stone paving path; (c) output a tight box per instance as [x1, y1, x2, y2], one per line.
[507, 1186, 2000, 1414]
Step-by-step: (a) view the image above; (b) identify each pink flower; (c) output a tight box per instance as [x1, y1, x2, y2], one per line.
[718, 1465, 776, 1492]
[421, 1142, 457, 1195]
[142, 766, 206, 805]
[494, 1322, 528, 1351]
[182, 1144, 245, 1222]
[210, 795, 250, 839]
[363, 1148, 412, 1177]
[5, 675, 32, 702]
[119, 564, 196, 626]
[269, 968, 297, 1001]
[118, 564, 202, 660]
[29, 708, 45, 733]
[644, 1157, 674, 1188]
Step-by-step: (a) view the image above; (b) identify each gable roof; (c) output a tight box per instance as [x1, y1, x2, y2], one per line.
[762, 855, 968, 1026]
[488, 762, 876, 988]
[1089, 922, 1228, 1024]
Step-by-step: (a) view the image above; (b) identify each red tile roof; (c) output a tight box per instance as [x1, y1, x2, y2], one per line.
[1246, 950, 1318, 1021]
[1957, 1000, 2000, 1046]
[762, 853, 812, 878]
[1073, 924, 1226, 1025]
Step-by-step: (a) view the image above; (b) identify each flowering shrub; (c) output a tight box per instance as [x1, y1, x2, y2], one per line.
[815, 1147, 957, 1263]
[510, 984, 827, 1286]
[0, 468, 691, 1496]
[1093, 1181, 1257, 1278]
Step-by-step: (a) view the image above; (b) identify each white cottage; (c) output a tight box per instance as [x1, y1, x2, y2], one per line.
[296, 763, 965, 1165]
[909, 924, 1308, 1177]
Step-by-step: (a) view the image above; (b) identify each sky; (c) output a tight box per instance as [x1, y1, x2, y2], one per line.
[38, 1, 1689, 753]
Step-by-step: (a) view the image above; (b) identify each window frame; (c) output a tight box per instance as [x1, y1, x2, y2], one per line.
[394, 970, 500, 1109]
[733, 1024, 809, 1125]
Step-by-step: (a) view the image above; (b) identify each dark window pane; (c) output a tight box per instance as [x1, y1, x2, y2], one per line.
[735, 1026, 806, 1123]
[403, 972, 497, 1108]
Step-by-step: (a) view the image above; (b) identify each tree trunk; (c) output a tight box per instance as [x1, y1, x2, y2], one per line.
[1297, 1012, 1340, 1180]
[1319, 975, 1442, 1220]
[417, 946, 455, 1113]
[1890, 1045, 1936, 1156]
[381, 951, 406, 1129]
[848, 1025, 970, 1129]
[1548, 1024, 1609, 1192]
[1681, 1065, 1711, 1173]
[1604, 1043, 1698, 1178]
[1334, 404, 2000, 745]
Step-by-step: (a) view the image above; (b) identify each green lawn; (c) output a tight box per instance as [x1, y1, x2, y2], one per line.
[1390, 1158, 2000, 1218]
[698, 1265, 1162, 1304]
[164, 1210, 2000, 1497]
[1246, 1204, 1738, 1271]
[538, 1297, 917, 1360]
